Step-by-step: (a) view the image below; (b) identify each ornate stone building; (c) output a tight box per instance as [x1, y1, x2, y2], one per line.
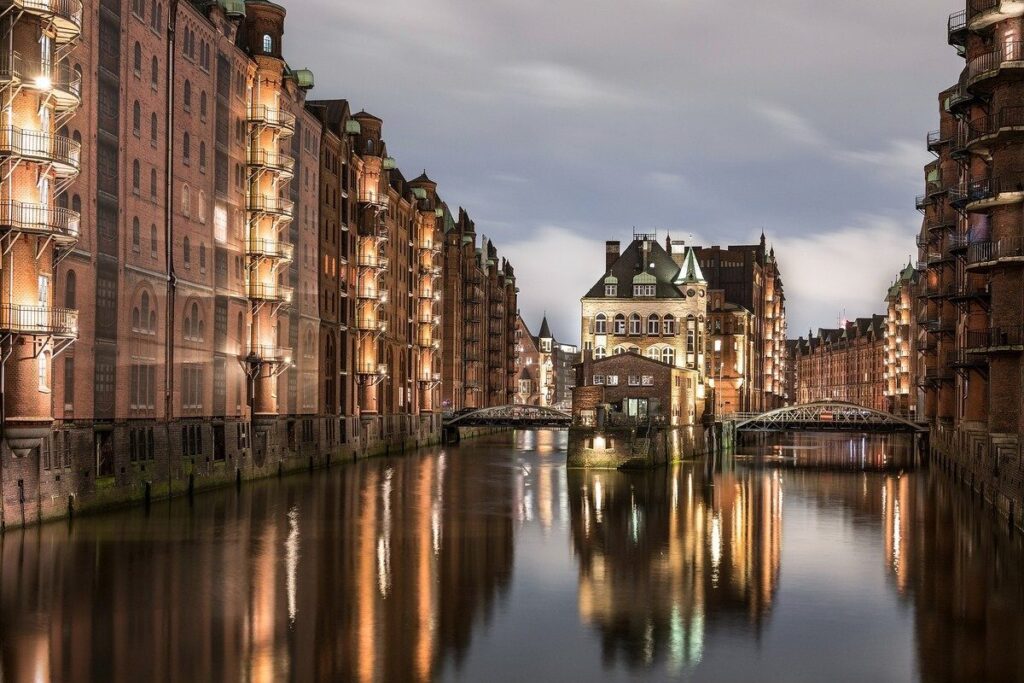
[580, 234, 707, 426]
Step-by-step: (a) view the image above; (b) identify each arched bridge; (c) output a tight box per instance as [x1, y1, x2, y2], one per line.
[730, 402, 926, 433]
[444, 404, 572, 428]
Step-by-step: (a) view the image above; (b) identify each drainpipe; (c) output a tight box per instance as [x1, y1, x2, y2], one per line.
[165, 0, 179, 487]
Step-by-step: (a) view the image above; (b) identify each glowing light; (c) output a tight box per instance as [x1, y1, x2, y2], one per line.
[285, 505, 299, 623]
[34, 75, 52, 90]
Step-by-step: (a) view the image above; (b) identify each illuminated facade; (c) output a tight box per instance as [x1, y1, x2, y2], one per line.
[580, 234, 708, 424]
[0, 0, 515, 526]
[789, 316, 887, 411]
[707, 290, 756, 414]
[921, 2, 1024, 522]
[513, 314, 577, 409]
[884, 262, 919, 418]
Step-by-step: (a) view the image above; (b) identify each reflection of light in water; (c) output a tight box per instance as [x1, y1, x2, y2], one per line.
[378, 467, 393, 596]
[710, 514, 722, 587]
[643, 620, 655, 665]
[286, 506, 300, 624]
[432, 454, 446, 555]
[668, 605, 705, 674]
[593, 478, 603, 524]
[559, 465, 569, 526]
[517, 430, 537, 451]
[893, 496, 902, 573]
[630, 493, 642, 544]
[582, 484, 591, 538]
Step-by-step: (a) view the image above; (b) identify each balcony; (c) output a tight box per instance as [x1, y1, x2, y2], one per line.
[965, 40, 1024, 90]
[967, 0, 1024, 31]
[356, 363, 388, 376]
[247, 194, 294, 218]
[0, 126, 80, 177]
[246, 344, 292, 364]
[0, 200, 78, 244]
[946, 75, 976, 115]
[951, 349, 988, 369]
[417, 315, 439, 326]
[948, 10, 968, 52]
[926, 249, 953, 267]
[356, 254, 389, 269]
[13, 0, 82, 42]
[965, 236, 1024, 270]
[354, 318, 386, 333]
[357, 191, 389, 209]
[246, 105, 296, 136]
[948, 233, 970, 255]
[419, 264, 442, 277]
[962, 174, 1024, 210]
[246, 149, 295, 179]
[247, 282, 293, 304]
[950, 280, 990, 302]
[246, 237, 293, 262]
[966, 325, 1024, 352]
[926, 211, 957, 232]
[0, 304, 77, 337]
[966, 106, 1024, 151]
[915, 194, 932, 211]
[356, 287, 388, 301]
[926, 129, 947, 153]
[916, 233, 931, 248]
[0, 52, 82, 112]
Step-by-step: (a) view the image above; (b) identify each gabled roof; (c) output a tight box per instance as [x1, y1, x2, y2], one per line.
[538, 315, 552, 339]
[584, 238, 689, 299]
[674, 247, 706, 285]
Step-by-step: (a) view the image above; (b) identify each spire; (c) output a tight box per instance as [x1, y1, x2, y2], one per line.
[674, 247, 706, 285]
[538, 314, 552, 339]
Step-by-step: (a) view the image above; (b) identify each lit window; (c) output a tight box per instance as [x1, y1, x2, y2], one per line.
[262, 34, 273, 53]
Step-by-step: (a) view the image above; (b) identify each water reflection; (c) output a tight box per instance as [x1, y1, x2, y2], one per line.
[0, 432, 1022, 682]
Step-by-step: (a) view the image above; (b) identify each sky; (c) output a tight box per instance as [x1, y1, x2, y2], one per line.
[285, 0, 963, 345]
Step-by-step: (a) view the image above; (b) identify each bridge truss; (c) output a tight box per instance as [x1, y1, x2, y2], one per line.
[444, 404, 572, 428]
[732, 401, 925, 433]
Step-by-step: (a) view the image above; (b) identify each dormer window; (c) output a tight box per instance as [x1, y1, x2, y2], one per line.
[262, 34, 273, 53]
[605, 284, 617, 296]
[633, 284, 656, 297]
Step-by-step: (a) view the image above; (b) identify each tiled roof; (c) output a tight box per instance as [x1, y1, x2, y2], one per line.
[584, 239, 691, 299]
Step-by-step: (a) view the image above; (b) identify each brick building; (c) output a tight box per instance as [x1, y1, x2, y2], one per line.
[884, 261, 919, 418]
[0, 0, 518, 527]
[439, 209, 517, 412]
[680, 233, 788, 411]
[918, 4, 1024, 519]
[513, 314, 578, 409]
[580, 233, 707, 427]
[707, 290, 756, 414]
[789, 316, 887, 412]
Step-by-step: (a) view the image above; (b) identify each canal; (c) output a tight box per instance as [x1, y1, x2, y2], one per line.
[1, 431, 1022, 682]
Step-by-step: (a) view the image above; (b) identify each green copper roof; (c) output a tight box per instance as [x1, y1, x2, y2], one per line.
[603, 274, 618, 284]
[292, 69, 314, 90]
[344, 119, 361, 135]
[382, 157, 397, 170]
[412, 187, 427, 200]
[220, 0, 245, 16]
[632, 271, 657, 284]
[674, 247, 706, 285]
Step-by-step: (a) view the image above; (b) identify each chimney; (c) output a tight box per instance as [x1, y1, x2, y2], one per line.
[605, 241, 620, 272]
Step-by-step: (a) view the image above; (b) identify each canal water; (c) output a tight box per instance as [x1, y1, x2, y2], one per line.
[1, 431, 1022, 683]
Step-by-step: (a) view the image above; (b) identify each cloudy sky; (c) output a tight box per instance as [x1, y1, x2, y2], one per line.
[286, 0, 962, 344]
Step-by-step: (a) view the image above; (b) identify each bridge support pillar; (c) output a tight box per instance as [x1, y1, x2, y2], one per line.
[442, 425, 461, 446]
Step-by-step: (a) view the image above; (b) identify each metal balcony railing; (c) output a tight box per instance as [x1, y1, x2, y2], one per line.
[356, 287, 387, 301]
[246, 149, 295, 177]
[247, 194, 294, 217]
[966, 325, 1024, 350]
[0, 126, 80, 176]
[948, 10, 968, 47]
[356, 363, 388, 375]
[357, 192, 389, 209]
[926, 129, 946, 152]
[354, 318, 386, 332]
[15, 0, 83, 41]
[356, 255, 389, 269]
[246, 237, 293, 261]
[0, 304, 77, 337]
[246, 105, 296, 134]
[962, 174, 1024, 206]
[246, 344, 292, 364]
[966, 236, 1024, 267]
[0, 51, 82, 110]
[0, 200, 79, 242]
[967, 106, 1024, 148]
[247, 282, 293, 303]
[967, 40, 1024, 85]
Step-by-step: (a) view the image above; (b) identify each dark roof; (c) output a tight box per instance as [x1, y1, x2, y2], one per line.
[584, 239, 690, 299]
[538, 316, 552, 339]
[353, 110, 382, 121]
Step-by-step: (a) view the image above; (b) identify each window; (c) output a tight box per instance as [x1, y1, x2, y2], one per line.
[183, 236, 191, 269]
[642, 375, 654, 386]
[132, 217, 140, 252]
[63, 357, 74, 412]
[661, 347, 676, 366]
[151, 56, 159, 87]
[593, 375, 605, 386]
[150, 169, 157, 199]
[183, 80, 191, 110]
[150, 113, 158, 145]
[647, 314, 660, 335]
[200, 91, 207, 120]
[604, 284, 617, 296]
[628, 375, 640, 386]
[199, 141, 206, 171]
[634, 284, 656, 297]
[150, 224, 157, 257]
[132, 160, 140, 193]
[199, 243, 206, 273]
[197, 190, 206, 222]
[132, 101, 141, 135]
[606, 375, 619, 386]
[64, 271, 76, 308]
[38, 351, 49, 392]
[182, 184, 190, 215]
[594, 313, 606, 334]
[182, 132, 190, 163]
[262, 34, 273, 53]
[628, 313, 641, 335]
[594, 346, 606, 359]
[663, 315, 676, 335]
[133, 42, 142, 73]
[614, 313, 626, 335]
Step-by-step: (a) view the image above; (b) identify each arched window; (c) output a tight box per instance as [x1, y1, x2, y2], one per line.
[150, 169, 157, 199]
[151, 56, 159, 87]
[183, 236, 191, 268]
[132, 160, 141, 192]
[647, 313, 660, 335]
[132, 101, 141, 134]
[594, 313, 606, 335]
[594, 346, 606, 359]
[141, 292, 150, 332]
[71, 194, 81, 214]
[200, 91, 207, 119]
[663, 314, 676, 335]
[156, 3, 162, 31]
[686, 316, 697, 362]
[150, 224, 157, 257]
[628, 313, 641, 335]
[150, 113, 157, 145]
[182, 132, 190, 163]
[197, 190, 206, 222]
[661, 347, 676, 366]
[198, 243, 206, 273]
[132, 217, 140, 251]
[182, 184, 190, 215]
[183, 80, 191, 109]
[133, 42, 142, 73]
[199, 141, 206, 170]
[613, 313, 626, 335]
[64, 271, 76, 309]
[262, 34, 273, 53]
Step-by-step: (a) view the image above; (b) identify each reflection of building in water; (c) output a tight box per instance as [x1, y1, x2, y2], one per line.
[0, 451, 516, 682]
[567, 463, 781, 671]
